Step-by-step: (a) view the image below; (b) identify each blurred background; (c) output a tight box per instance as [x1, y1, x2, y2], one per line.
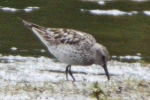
[0, 0, 150, 62]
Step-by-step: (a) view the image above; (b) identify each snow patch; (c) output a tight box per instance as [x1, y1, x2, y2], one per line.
[0, 55, 149, 82]
[11, 47, 17, 51]
[0, 7, 19, 12]
[23, 7, 39, 13]
[0, 6, 39, 13]
[0, 55, 150, 100]
[132, 0, 148, 2]
[143, 11, 150, 16]
[112, 55, 141, 62]
[81, 9, 138, 16]
[98, 1, 105, 5]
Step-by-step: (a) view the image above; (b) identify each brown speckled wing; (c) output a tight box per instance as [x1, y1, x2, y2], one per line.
[23, 19, 96, 50]
[45, 28, 96, 45]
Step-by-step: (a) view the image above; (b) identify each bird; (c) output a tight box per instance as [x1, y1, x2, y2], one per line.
[19, 18, 110, 81]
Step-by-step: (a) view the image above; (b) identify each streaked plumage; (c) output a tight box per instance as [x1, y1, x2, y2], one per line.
[20, 18, 110, 81]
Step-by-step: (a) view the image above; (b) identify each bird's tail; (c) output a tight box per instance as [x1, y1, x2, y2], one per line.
[18, 17, 53, 46]
[18, 17, 46, 32]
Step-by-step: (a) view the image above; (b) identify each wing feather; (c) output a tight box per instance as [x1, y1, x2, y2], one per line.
[22, 19, 96, 51]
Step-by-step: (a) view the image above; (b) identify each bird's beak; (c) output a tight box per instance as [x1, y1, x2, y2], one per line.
[101, 55, 110, 80]
[103, 63, 110, 80]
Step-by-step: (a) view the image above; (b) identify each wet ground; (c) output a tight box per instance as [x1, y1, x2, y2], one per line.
[0, 55, 150, 100]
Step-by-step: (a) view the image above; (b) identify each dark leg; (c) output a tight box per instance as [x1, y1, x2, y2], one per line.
[65, 65, 76, 81]
[65, 65, 70, 81]
[68, 66, 76, 81]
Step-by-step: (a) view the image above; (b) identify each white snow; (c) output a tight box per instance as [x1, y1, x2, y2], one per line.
[40, 49, 46, 53]
[11, 47, 17, 51]
[132, 0, 148, 2]
[81, 0, 148, 2]
[0, 6, 39, 13]
[81, 9, 138, 16]
[98, 1, 105, 5]
[81, 0, 114, 1]
[0, 7, 19, 12]
[0, 55, 149, 82]
[143, 11, 150, 16]
[112, 55, 141, 62]
[119, 55, 141, 60]
[0, 55, 150, 100]
[23, 7, 39, 13]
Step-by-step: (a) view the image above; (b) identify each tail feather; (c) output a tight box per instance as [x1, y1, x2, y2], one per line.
[18, 17, 52, 46]
[18, 17, 96, 47]
[18, 17, 46, 31]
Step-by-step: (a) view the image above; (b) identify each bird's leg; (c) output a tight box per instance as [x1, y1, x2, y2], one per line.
[65, 65, 76, 81]
[65, 65, 70, 81]
[68, 66, 76, 81]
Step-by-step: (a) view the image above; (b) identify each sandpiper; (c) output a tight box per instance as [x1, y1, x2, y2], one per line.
[20, 18, 110, 81]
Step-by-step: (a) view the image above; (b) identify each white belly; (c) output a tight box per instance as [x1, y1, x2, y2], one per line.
[47, 44, 93, 65]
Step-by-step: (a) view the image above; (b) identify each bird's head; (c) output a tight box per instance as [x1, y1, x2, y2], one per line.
[91, 43, 110, 80]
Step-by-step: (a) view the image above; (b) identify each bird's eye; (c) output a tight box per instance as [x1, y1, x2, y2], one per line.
[102, 55, 105, 60]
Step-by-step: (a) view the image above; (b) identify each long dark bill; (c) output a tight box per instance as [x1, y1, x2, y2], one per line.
[102, 56, 110, 80]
